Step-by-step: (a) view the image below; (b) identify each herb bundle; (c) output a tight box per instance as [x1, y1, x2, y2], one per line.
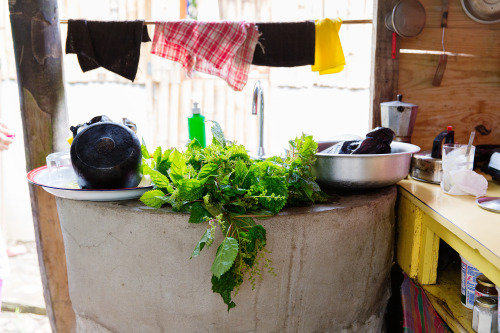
[140, 122, 325, 310]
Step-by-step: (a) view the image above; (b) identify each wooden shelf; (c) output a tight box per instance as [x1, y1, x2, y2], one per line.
[422, 261, 473, 333]
[396, 179, 500, 332]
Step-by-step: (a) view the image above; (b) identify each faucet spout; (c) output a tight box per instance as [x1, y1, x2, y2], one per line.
[252, 81, 265, 159]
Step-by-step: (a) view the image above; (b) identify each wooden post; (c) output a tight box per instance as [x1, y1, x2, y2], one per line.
[8, 1, 75, 332]
[369, 0, 400, 129]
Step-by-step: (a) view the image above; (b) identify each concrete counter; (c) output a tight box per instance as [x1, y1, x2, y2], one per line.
[56, 186, 397, 333]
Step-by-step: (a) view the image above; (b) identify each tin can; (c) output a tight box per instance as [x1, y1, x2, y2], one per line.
[461, 255, 482, 309]
[497, 286, 500, 333]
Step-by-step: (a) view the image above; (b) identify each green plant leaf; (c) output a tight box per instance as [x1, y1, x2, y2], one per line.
[189, 202, 212, 224]
[211, 271, 239, 311]
[143, 165, 173, 193]
[211, 237, 238, 278]
[188, 138, 203, 151]
[191, 229, 212, 258]
[157, 149, 173, 175]
[141, 138, 150, 159]
[230, 214, 255, 229]
[240, 225, 266, 267]
[153, 146, 162, 166]
[139, 189, 168, 208]
[177, 179, 203, 201]
[197, 163, 218, 184]
[247, 225, 266, 252]
[169, 149, 187, 186]
[233, 160, 248, 186]
[209, 120, 226, 147]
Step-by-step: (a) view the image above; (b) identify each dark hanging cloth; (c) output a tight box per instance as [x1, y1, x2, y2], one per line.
[65, 20, 151, 82]
[252, 21, 315, 67]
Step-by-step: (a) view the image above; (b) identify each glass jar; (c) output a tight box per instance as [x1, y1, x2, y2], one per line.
[475, 275, 498, 301]
[472, 297, 498, 333]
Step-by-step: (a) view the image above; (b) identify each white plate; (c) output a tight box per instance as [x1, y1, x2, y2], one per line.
[27, 165, 153, 201]
[476, 197, 500, 214]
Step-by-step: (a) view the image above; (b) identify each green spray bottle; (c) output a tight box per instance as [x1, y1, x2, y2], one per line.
[188, 102, 206, 147]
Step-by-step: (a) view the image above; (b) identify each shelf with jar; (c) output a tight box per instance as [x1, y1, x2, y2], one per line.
[396, 177, 500, 332]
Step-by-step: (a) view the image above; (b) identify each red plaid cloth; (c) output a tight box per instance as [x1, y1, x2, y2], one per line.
[151, 20, 259, 91]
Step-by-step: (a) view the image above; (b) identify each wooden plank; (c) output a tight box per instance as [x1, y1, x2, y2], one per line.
[370, 0, 400, 129]
[396, 192, 424, 279]
[397, 54, 500, 149]
[417, 221, 440, 285]
[423, 261, 474, 333]
[8, 1, 75, 332]
[424, 214, 500, 289]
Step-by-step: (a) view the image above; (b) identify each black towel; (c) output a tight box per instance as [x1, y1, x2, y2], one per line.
[66, 20, 151, 81]
[252, 21, 315, 67]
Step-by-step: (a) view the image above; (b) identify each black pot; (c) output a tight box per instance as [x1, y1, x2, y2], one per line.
[70, 121, 142, 189]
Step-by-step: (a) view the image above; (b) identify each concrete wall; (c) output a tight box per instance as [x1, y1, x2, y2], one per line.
[56, 186, 396, 333]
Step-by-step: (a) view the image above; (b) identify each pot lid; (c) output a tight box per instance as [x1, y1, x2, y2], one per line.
[412, 150, 442, 162]
[380, 94, 417, 108]
[461, 0, 500, 23]
[72, 122, 138, 169]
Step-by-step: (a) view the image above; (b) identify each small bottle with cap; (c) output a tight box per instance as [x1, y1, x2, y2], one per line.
[475, 274, 498, 301]
[188, 102, 206, 148]
[472, 296, 497, 333]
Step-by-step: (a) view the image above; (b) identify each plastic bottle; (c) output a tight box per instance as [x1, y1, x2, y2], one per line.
[188, 102, 206, 147]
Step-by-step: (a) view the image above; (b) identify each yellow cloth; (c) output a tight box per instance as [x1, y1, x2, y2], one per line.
[311, 18, 345, 75]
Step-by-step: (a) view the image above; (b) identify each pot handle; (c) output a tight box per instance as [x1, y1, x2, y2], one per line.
[396, 94, 404, 112]
[431, 128, 454, 158]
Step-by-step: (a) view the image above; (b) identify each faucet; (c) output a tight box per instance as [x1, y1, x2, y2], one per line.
[252, 81, 265, 159]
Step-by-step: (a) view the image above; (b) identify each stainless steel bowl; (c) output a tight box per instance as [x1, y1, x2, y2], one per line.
[314, 142, 421, 189]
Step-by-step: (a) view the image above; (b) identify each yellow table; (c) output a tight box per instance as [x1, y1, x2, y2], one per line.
[396, 177, 500, 332]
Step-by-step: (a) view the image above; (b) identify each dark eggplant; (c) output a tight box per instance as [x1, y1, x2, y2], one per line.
[70, 116, 142, 189]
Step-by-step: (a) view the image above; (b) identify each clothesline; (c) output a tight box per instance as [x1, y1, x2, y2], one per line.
[64, 18, 347, 90]
[59, 19, 373, 25]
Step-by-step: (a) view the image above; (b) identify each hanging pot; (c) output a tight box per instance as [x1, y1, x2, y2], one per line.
[70, 116, 142, 189]
[461, 0, 500, 24]
[385, 0, 427, 38]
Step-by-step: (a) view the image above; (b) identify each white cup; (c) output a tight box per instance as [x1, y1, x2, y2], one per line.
[46, 152, 76, 186]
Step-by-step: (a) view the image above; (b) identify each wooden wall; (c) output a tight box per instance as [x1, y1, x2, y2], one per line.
[398, 0, 500, 150]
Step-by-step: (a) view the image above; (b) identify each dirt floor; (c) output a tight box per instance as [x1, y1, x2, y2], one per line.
[0, 241, 51, 333]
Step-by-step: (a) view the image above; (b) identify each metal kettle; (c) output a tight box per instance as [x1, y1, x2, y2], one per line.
[380, 94, 418, 143]
[70, 116, 142, 189]
[410, 128, 454, 184]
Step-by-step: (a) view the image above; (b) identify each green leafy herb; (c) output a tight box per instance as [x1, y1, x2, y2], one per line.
[189, 202, 212, 224]
[140, 122, 325, 310]
[191, 228, 213, 258]
[211, 237, 239, 278]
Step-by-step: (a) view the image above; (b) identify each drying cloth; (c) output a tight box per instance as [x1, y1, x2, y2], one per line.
[66, 20, 151, 81]
[252, 21, 315, 67]
[401, 273, 452, 333]
[151, 20, 259, 91]
[311, 18, 345, 74]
